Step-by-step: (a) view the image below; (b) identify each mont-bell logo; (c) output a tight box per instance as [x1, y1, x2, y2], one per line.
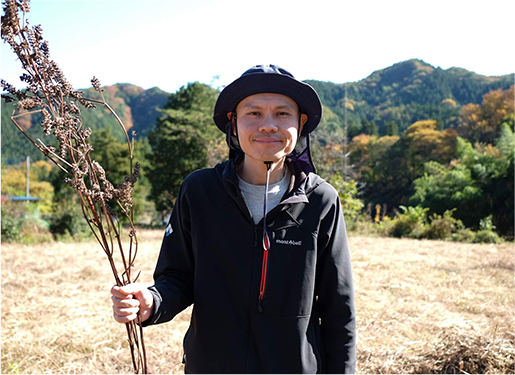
[276, 239, 302, 246]
[165, 223, 173, 237]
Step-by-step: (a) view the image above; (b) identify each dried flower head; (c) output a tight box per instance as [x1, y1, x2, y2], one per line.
[40, 108, 53, 135]
[91, 76, 103, 92]
[19, 0, 30, 13]
[131, 162, 140, 184]
[114, 178, 134, 212]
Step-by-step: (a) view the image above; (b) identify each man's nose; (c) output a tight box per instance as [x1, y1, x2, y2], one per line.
[258, 114, 278, 132]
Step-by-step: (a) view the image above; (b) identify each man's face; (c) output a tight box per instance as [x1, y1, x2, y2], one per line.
[230, 93, 308, 165]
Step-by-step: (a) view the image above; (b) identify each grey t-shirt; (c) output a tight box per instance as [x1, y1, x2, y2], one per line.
[238, 169, 291, 225]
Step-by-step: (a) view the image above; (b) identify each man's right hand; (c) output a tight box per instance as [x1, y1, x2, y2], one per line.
[111, 283, 154, 324]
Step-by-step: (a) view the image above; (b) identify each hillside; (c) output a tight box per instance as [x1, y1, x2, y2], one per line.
[2, 59, 514, 162]
[1, 84, 169, 163]
[306, 59, 513, 137]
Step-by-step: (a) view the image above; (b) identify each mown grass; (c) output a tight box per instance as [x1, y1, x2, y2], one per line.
[1, 229, 513, 374]
[352, 236, 514, 373]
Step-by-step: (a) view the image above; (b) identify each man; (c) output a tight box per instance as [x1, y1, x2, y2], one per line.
[111, 65, 356, 373]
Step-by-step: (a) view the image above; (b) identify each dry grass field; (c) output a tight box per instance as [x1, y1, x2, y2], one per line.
[1, 229, 514, 374]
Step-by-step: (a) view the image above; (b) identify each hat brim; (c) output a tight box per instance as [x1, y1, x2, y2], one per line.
[213, 74, 322, 135]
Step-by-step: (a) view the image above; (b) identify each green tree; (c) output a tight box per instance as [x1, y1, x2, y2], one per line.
[147, 82, 223, 213]
[410, 128, 514, 236]
[361, 118, 379, 136]
[327, 173, 364, 224]
[90, 129, 152, 223]
[384, 121, 399, 136]
[409, 159, 484, 227]
[90, 129, 131, 183]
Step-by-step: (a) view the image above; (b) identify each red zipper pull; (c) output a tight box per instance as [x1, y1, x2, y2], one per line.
[258, 245, 269, 313]
[263, 231, 270, 251]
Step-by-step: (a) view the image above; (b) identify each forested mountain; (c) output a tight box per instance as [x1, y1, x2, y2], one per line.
[1, 59, 513, 163]
[1, 83, 169, 163]
[306, 59, 513, 138]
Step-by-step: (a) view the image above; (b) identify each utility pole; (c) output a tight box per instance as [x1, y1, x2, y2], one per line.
[343, 83, 348, 181]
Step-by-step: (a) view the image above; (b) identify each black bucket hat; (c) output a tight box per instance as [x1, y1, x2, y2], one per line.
[213, 64, 322, 134]
[213, 64, 322, 174]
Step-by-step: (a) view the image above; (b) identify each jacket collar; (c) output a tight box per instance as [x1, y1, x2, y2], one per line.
[221, 158, 310, 205]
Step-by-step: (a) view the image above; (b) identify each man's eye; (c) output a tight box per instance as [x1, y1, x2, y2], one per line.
[249, 112, 260, 116]
[277, 112, 291, 116]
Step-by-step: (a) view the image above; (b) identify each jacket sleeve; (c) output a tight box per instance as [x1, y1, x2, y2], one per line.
[315, 186, 356, 373]
[142, 181, 195, 327]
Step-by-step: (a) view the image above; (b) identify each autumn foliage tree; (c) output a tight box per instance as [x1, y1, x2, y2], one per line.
[403, 120, 458, 175]
[1, 160, 54, 212]
[347, 120, 459, 215]
[458, 86, 514, 144]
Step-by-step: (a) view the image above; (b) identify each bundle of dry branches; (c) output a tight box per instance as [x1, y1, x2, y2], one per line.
[1, 0, 147, 373]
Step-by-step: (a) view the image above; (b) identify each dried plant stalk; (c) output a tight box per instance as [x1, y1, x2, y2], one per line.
[1, 0, 148, 373]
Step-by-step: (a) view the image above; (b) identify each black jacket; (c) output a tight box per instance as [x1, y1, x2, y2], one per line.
[144, 159, 356, 373]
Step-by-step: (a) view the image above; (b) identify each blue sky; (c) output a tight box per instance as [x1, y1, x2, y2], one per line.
[1, 0, 514, 94]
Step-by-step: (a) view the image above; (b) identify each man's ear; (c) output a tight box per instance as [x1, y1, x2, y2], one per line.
[299, 114, 308, 135]
[227, 112, 237, 135]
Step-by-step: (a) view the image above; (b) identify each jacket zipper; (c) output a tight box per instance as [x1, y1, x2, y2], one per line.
[243, 191, 268, 313]
[234, 163, 273, 314]
[240, 190, 264, 312]
[258, 162, 273, 313]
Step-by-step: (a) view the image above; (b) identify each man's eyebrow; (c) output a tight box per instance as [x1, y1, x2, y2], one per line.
[240, 103, 297, 110]
[239, 104, 262, 110]
[275, 104, 296, 110]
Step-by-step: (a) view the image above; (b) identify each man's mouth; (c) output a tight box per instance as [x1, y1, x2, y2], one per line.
[254, 137, 282, 143]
